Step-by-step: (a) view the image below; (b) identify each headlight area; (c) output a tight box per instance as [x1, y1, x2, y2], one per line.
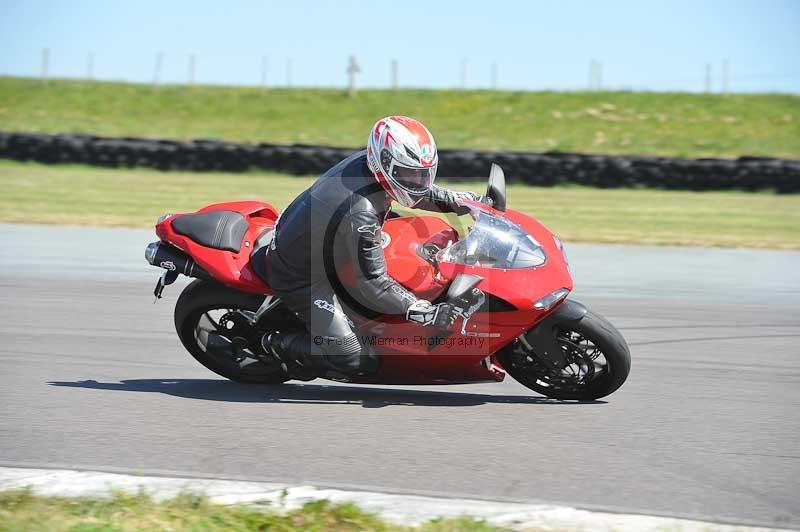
[533, 288, 570, 310]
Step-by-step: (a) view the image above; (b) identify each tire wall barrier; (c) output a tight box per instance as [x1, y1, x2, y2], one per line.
[1, 131, 798, 192]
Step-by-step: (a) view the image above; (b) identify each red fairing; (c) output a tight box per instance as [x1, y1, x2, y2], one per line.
[436, 200, 573, 310]
[381, 202, 572, 312]
[155, 197, 574, 385]
[381, 216, 454, 301]
[351, 203, 573, 384]
[156, 200, 278, 294]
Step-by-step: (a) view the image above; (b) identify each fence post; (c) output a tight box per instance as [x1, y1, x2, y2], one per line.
[152, 51, 163, 90]
[391, 59, 398, 89]
[597, 61, 603, 90]
[347, 55, 360, 98]
[41, 48, 49, 83]
[722, 59, 729, 94]
[86, 52, 94, 80]
[261, 55, 268, 92]
[188, 54, 196, 85]
[704, 63, 712, 93]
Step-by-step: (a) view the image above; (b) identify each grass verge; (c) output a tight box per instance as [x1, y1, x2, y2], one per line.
[1, 160, 798, 249]
[0, 489, 501, 532]
[1, 77, 799, 158]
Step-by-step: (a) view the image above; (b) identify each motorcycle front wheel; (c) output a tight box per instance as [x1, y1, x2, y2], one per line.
[498, 310, 631, 401]
[174, 279, 291, 384]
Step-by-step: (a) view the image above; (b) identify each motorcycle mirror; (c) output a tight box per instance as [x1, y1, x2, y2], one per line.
[447, 274, 484, 300]
[486, 163, 507, 212]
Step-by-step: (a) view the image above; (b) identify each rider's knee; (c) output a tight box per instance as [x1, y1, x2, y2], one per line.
[320, 333, 378, 375]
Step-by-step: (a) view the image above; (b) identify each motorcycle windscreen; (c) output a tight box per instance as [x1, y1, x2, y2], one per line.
[436, 211, 546, 269]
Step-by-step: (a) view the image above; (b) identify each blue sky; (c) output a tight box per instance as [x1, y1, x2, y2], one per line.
[1, 0, 798, 93]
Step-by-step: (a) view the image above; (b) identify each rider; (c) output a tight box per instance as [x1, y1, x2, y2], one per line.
[261, 116, 480, 379]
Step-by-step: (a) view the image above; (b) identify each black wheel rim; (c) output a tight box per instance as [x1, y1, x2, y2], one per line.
[511, 327, 610, 395]
[193, 307, 278, 373]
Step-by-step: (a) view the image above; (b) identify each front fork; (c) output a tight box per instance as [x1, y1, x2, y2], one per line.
[516, 299, 588, 369]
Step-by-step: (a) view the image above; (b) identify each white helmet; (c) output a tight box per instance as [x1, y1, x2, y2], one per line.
[366, 116, 438, 207]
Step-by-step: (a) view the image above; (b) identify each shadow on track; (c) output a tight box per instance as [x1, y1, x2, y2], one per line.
[47, 379, 604, 408]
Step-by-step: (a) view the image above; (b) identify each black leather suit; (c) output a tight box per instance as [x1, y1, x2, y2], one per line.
[265, 150, 470, 376]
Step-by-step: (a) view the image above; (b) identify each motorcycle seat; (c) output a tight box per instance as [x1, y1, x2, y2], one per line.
[172, 210, 248, 253]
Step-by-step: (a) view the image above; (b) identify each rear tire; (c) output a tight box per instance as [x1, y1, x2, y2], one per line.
[174, 279, 290, 384]
[499, 310, 630, 401]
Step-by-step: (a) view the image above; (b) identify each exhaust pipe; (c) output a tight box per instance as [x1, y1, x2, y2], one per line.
[145, 241, 211, 280]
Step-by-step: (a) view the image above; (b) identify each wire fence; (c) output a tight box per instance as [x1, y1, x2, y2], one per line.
[29, 48, 800, 94]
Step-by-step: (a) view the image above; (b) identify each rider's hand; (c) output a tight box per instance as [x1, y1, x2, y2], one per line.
[452, 191, 481, 216]
[452, 191, 480, 203]
[406, 300, 459, 329]
[452, 191, 493, 216]
[454, 191, 492, 203]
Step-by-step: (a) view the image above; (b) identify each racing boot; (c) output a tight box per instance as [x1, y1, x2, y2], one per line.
[260, 332, 320, 381]
[261, 332, 379, 382]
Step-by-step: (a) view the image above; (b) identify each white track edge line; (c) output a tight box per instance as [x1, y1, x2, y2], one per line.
[0, 466, 791, 532]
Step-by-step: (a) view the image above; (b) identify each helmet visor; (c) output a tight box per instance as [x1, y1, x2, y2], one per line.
[390, 164, 434, 193]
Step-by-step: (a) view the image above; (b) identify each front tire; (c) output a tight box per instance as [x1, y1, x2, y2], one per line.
[499, 309, 630, 400]
[174, 279, 290, 384]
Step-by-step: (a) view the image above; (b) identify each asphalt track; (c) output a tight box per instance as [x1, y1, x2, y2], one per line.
[1, 223, 798, 528]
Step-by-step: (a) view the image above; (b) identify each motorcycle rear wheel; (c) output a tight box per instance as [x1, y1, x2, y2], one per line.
[174, 279, 290, 384]
[499, 310, 630, 401]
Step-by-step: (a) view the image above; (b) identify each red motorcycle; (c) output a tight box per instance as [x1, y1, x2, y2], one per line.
[145, 165, 630, 400]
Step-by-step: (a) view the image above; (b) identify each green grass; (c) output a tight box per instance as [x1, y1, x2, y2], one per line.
[2, 161, 798, 249]
[1, 77, 799, 158]
[0, 489, 502, 532]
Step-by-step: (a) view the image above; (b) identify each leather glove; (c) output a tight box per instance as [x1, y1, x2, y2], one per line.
[406, 300, 458, 329]
[452, 191, 492, 215]
[452, 191, 481, 203]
